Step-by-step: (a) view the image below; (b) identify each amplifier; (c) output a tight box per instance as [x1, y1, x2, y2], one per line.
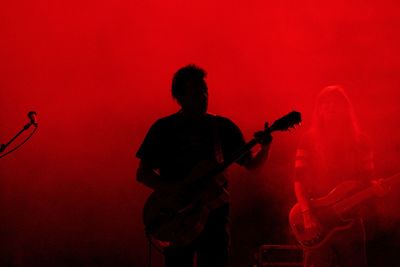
[258, 244, 303, 267]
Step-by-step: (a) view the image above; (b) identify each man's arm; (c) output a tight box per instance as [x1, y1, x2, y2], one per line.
[240, 129, 273, 170]
[294, 144, 322, 234]
[242, 143, 271, 170]
[294, 181, 312, 212]
[294, 180, 322, 234]
[136, 160, 168, 191]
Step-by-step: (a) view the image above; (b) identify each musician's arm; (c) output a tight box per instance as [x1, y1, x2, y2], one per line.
[357, 139, 385, 192]
[242, 129, 273, 170]
[136, 160, 168, 191]
[357, 134, 376, 183]
[362, 149, 386, 193]
[243, 143, 271, 170]
[293, 140, 313, 210]
[294, 143, 321, 231]
[294, 181, 312, 213]
[294, 180, 321, 232]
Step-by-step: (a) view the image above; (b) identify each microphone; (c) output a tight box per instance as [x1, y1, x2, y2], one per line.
[27, 111, 38, 127]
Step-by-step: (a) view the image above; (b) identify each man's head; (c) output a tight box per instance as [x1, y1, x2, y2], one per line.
[172, 64, 208, 115]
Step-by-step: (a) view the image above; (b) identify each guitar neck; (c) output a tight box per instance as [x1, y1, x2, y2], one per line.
[189, 110, 301, 190]
[198, 138, 259, 181]
[221, 138, 259, 170]
[185, 138, 259, 198]
[333, 172, 400, 215]
[333, 186, 376, 215]
[221, 126, 280, 171]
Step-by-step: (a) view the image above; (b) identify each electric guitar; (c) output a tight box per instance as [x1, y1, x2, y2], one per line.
[142, 111, 301, 247]
[289, 172, 400, 249]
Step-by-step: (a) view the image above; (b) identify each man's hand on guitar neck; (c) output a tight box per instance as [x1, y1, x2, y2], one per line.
[242, 128, 272, 170]
[254, 122, 273, 147]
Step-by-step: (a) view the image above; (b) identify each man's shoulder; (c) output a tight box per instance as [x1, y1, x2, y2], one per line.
[141, 114, 181, 139]
[207, 114, 244, 139]
[207, 113, 237, 127]
[154, 112, 240, 131]
[151, 113, 181, 127]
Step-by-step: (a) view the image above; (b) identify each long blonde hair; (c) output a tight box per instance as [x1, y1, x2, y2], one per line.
[310, 85, 361, 143]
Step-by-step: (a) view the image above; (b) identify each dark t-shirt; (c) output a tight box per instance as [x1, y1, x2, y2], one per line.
[294, 130, 374, 198]
[136, 112, 249, 183]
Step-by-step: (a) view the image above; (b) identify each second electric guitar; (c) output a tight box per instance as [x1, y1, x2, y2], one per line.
[289, 172, 400, 249]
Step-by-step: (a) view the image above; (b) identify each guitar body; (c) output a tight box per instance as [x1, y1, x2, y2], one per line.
[289, 180, 362, 249]
[142, 160, 230, 246]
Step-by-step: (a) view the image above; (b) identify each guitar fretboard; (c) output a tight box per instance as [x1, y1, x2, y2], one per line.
[333, 173, 400, 215]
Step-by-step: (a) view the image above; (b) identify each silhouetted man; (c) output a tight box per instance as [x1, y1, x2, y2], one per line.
[136, 64, 272, 267]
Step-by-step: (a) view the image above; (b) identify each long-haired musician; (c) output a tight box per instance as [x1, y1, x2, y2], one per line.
[293, 85, 375, 267]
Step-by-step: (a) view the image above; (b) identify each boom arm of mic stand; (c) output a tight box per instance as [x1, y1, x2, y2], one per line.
[0, 123, 33, 153]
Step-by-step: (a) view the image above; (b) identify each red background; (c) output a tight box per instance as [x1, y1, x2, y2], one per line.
[1, 0, 399, 265]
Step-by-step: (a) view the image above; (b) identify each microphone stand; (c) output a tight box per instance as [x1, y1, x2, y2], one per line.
[0, 122, 35, 153]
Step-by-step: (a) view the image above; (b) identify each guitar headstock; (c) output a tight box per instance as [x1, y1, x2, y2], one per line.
[269, 111, 302, 132]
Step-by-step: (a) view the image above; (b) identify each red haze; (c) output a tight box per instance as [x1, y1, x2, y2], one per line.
[0, 0, 399, 266]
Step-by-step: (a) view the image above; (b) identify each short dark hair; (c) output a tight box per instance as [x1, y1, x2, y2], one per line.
[171, 64, 207, 102]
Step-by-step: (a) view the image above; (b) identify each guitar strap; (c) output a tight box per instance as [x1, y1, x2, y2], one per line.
[211, 115, 224, 164]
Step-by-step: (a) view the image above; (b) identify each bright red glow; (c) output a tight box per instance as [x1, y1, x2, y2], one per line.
[0, 0, 399, 265]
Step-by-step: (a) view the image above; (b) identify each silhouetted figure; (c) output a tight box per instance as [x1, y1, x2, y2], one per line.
[293, 85, 377, 267]
[136, 64, 272, 267]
